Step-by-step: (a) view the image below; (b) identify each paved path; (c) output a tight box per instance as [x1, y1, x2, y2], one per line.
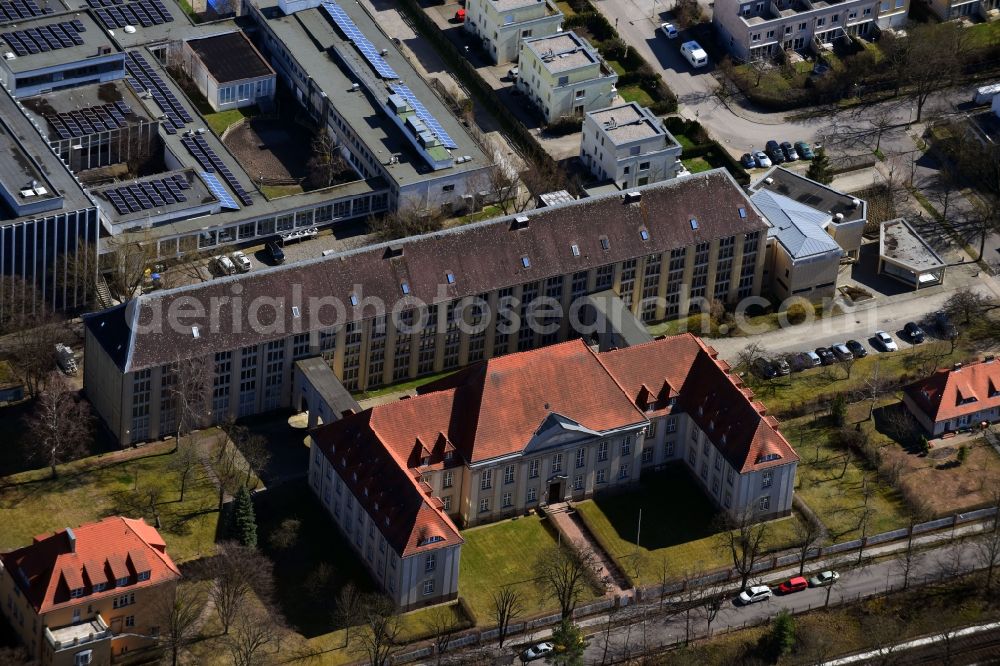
[547, 504, 629, 597]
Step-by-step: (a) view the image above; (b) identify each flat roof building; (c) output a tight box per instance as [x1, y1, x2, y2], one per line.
[181, 31, 276, 112]
[464, 0, 564, 64]
[878, 217, 947, 289]
[581, 102, 682, 189]
[517, 31, 618, 124]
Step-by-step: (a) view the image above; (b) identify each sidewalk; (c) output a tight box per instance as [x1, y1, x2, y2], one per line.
[547, 504, 629, 598]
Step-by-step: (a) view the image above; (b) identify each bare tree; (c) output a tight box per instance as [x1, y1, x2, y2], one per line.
[697, 584, 726, 637]
[156, 583, 205, 666]
[227, 603, 286, 666]
[427, 605, 458, 665]
[490, 584, 524, 650]
[162, 355, 213, 453]
[208, 543, 276, 636]
[23, 375, 94, 478]
[307, 130, 354, 190]
[368, 206, 444, 242]
[334, 581, 363, 649]
[351, 594, 402, 666]
[211, 430, 245, 512]
[794, 518, 823, 576]
[536, 542, 602, 619]
[903, 23, 967, 122]
[716, 503, 770, 592]
[101, 234, 157, 303]
[975, 504, 1000, 592]
[169, 434, 201, 502]
[482, 145, 526, 215]
[4, 304, 64, 398]
[944, 288, 997, 326]
[865, 358, 887, 420]
[735, 341, 767, 375]
[239, 433, 271, 489]
[657, 555, 672, 611]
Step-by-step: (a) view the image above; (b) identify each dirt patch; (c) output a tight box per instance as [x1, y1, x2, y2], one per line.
[222, 118, 313, 184]
[883, 436, 1000, 514]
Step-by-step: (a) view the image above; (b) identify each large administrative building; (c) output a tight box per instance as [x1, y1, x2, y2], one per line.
[83, 169, 769, 446]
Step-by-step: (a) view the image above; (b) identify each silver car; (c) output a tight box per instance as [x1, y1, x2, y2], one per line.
[738, 585, 772, 605]
[809, 570, 840, 587]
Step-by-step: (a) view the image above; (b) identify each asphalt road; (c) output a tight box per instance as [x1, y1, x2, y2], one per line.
[581, 537, 983, 664]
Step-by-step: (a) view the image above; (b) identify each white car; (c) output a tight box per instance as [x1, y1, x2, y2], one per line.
[213, 255, 236, 276]
[230, 250, 252, 273]
[520, 641, 554, 662]
[875, 330, 898, 352]
[660, 22, 678, 39]
[738, 585, 772, 605]
[809, 570, 840, 587]
[680, 40, 708, 67]
[753, 151, 772, 168]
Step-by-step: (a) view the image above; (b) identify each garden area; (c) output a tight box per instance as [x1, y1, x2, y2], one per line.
[575, 466, 805, 587]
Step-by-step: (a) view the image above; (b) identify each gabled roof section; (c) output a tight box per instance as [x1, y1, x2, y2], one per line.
[0, 517, 181, 614]
[750, 189, 844, 260]
[904, 358, 1000, 423]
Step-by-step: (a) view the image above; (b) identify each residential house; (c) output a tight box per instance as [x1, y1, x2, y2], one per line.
[713, 0, 909, 62]
[82, 170, 769, 446]
[517, 31, 618, 123]
[464, 0, 564, 64]
[581, 103, 683, 189]
[0, 517, 181, 666]
[181, 32, 276, 112]
[307, 334, 799, 605]
[902, 357, 1000, 436]
[927, 0, 996, 20]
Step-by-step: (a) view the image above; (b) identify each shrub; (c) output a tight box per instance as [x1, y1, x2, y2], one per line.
[957, 445, 968, 466]
[545, 116, 582, 136]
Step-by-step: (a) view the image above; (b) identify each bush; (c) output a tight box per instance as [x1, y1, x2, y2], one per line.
[831, 394, 848, 428]
[545, 115, 583, 136]
[957, 445, 968, 465]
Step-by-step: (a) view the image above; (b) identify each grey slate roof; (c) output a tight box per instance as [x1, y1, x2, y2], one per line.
[85, 169, 767, 373]
[751, 189, 844, 260]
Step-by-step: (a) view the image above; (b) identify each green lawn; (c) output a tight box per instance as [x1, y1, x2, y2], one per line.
[261, 184, 303, 199]
[575, 466, 805, 587]
[204, 106, 257, 135]
[0, 439, 220, 562]
[459, 513, 599, 624]
[607, 59, 626, 77]
[784, 412, 909, 541]
[674, 133, 699, 151]
[965, 20, 1000, 50]
[745, 341, 973, 417]
[353, 369, 458, 401]
[618, 84, 655, 107]
[457, 204, 503, 226]
[682, 157, 713, 173]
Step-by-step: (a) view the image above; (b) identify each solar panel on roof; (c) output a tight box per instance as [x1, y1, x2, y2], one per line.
[321, 1, 398, 79]
[200, 172, 240, 210]
[388, 83, 458, 150]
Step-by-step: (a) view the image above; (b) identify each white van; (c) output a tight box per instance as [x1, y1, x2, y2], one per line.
[680, 40, 708, 68]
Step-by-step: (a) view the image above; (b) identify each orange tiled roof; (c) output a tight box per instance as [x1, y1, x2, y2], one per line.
[1, 517, 181, 614]
[904, 359, 1000, 423]
[597, 334, 798, 473]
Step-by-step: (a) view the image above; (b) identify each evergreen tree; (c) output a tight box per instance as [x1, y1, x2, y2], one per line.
[758, 609, 796, 661]
[549, 620, 585, 666]
[830, 393, 847, 428]
[229, 485, 258, 548]
[806, 147, 833, 185]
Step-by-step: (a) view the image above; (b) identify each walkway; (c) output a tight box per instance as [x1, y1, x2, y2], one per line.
[546, 503, 629, 598]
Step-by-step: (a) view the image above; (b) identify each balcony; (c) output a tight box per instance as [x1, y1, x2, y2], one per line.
[45, 615, 112, 652]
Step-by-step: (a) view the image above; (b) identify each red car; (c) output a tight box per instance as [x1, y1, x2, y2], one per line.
[776, 576, 808, 594]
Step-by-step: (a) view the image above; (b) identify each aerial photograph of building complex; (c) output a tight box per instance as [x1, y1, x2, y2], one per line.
[0, 0, 999, 663]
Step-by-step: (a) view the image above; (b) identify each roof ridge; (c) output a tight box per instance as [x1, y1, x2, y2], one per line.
[119, 517, 181, 575]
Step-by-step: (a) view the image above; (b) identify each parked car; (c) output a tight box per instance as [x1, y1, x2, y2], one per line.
[213, 255, 236, 276]
[738, 585, 773, 605]
[776, 576, 809, 594]
[831, 343, 853, 361]
[787, 353, 807, 372]
[521, 642, 554, 662]
[875, 330, 898, 352]
[934, 311, 958, 339]
[904, 321, 925, 343]
[774, 357, 791, 376]
[780, 141, 799, 161]
[815, 347, 836, 365]
[753, 151, 772, 168]
[741, 153, 756, 168]
[230, 250, 252, 273]
[765, 140, 785, 164]
[266, 239, 285, 264]
[809, 570, 840, 587]
[803, 350, 822, 368]
[753, 357, 778, 379]
[846, 339, 868, 358]
[680, 40, 708, 67]
[660, 22, 679, 38]
[795, 141, 815, 160]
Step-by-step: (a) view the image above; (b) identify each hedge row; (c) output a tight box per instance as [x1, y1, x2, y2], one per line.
[665, 118, 750, 185]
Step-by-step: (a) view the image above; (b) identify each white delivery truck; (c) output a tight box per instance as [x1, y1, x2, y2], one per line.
[680, 41, 708, 68]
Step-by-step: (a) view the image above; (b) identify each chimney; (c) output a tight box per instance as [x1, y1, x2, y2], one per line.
[65, 527, 76, 553]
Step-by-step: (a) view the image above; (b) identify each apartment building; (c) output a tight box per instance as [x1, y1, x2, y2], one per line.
[82, 170, 769, 446]
[581, 103, 683, 189]
[517, 31, 618, 123]
[181, 32, 276, 112]
[0, 517, 181, 666]
[713, 0, 909, 61]
[307, 334, 799, 604]
[927, 0, 995, 19]
[464, 0, 565, 64]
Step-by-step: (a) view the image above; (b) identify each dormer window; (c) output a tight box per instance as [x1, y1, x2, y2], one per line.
[116, 577, 129, 587]
[445, 450, 453, 461]
[69, 588, 85, 599]
[93, 582, 107, 592]
[136, 571, 150, 582]
[445, 271, 455, 284]
[756, 453, 781, 464]
[421, 456, 430, 466]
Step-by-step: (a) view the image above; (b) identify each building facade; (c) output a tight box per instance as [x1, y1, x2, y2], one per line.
[82, 170, 770, 447]
[307, 334, 799, 605]
[713, 0, 909, 61]
[581, 103, 683, 189]
[181, 32, 277, 112]
[927, 0, 996, 19]
[902, 358, 1000, 436]
[517, 32, 618, 123]
[0, 517, 181, 666]
[464, 0, 564, 64]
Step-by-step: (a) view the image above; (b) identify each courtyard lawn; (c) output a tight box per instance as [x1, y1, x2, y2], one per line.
[575, 466, 804, 587]
[682, 157, 713, 173]
[618, 84, 655, 107]
[784, 410, 909, 540]
[0, 439, 220, 562]
[459, 513, 598, 624]
[204, 106, 257, 135]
